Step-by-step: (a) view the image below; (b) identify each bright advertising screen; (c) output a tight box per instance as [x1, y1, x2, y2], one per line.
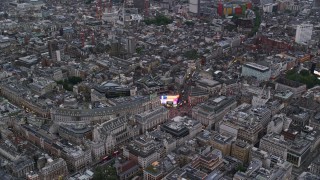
[160, 95, 179, 107]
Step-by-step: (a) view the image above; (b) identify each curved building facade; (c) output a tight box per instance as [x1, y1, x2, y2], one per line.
[51, 96, 160, 124]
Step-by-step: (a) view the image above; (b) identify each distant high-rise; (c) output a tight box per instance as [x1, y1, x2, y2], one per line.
[189, 0, 200, 13]
[314, 0, 320, 8]
[133, 0, 149, 12]
[295, 24, 313, 44]
[127, 36, 136, 54]
[48, 40, 59, 59]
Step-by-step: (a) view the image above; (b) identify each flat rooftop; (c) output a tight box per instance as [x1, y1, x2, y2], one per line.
[244, 62, 270, 72]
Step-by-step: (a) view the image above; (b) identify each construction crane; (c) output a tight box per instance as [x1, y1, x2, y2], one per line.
[95, 0, 103, 20]
[144, 0, 149, 17]
[108, 0, 112, 13]
[227, 56, 244, 68]
[91, 32, 95, 45]
[80, 31, 85, 47]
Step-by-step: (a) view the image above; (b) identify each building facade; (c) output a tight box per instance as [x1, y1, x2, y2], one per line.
[241, 62, 271, 81]
[295, 24, 313, 44]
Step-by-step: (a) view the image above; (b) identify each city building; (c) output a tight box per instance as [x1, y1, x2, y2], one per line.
[1, 83, 50, 118]
[275, 78, 306, 98]
[92, 82, 137, 100]
[160, 116, 202, 146]
[210, 131, 235, 156]
[195, 78, 221, 95]
[192, 96, 237, 129]
[189, 0, 200, 13]
[190, 149, 223, 171]
[126, 36, 136, 54]
[234, 158, 292, 180]
[61, 146, 92, 171]
[58, 124, 93, 144]
[164, 166, 208, 180]
[143, 158, 176, 180]
[114, 158, 140, 180]
[314, 0, 320, 8]
[231, 140, 251, 164]
[123, 135, 162, 168]
[259, 133, 289, 160]
[259, 133, 312, 167]
[297, 172, 320, 179]
[241, 62, 271, 81]
[295, 24, 313, 44]
[51, 95, 159, 124]
[219, 103, 271, 145]
[310, 154, 320, 176]
[29, 77, 57, 96]
[15, 55, 39, 67]
[267, 114, 292, 134]
[135, 106, 169, 133]
[39, 158, 68, 180]
[188, 87, 209, 106]
[93, 116, 138, 153]
[10, 156, 35, 178]
[87, 140, 106, 161]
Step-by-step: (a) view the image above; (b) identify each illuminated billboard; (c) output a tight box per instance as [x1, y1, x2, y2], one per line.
[160, 95, 179, 107]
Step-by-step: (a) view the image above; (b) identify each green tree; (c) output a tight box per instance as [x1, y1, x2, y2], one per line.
[249, 7, 261, 37]
[300, 69, 310, 76]
[185, 21, 195, 26]
[93, 165, 119, 180]
[144, 15, 173, 26]
[184, 49, 199, 59]
[136, 47, 143, 54]
[68, 76, 82, 85]
[286, 69, 320, 88]
[236, 164, 246, 172]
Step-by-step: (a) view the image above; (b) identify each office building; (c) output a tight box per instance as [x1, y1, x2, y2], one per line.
[92, 82, 137, 99]
[123, 135, 162, 168]
[219, 103, 271, 145]
[133, 0, 149, 12]
[192, 96, 237, 129]
[210, 131, 235, 156]
[188, 87, 209, 106]
[165, 166, 208, 180]
[234, 158, 292, 180]
[58, 124, 93, 144]
[310, 155, 320, 176]
[48, 39, 59, 60]
[93, 116, 138, 153]
[190, 149, 223, 171]
[62, 146, 92, 171]
[241, 62, 271, 81]
[160, 116, 202, 146]
[259, 133, 311, 167]
[314, 0, 320, 8]
[295, 24, 313, 44]
[127, 36, 136, 54]
[189, 0, 200, 13]
[39, 158, 68, 180]
[231, 140, 251, 164]
[275, 78, 307, 98]
[10, 156, 35, 178]
[135, 106, 169, 133]
[298, 172, 320, 179]
[259, 134, 289, 160]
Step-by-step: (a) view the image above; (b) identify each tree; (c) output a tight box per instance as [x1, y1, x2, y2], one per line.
[185, 21, 195, 26]
[184, 49, 199, 59]
[236, 164, 246, 172]
[300, 69, 310, 76]
[144, 15, 173, 26]
[136, 47, 143, 54]
[93, 165, 119, 180]
[249, 7, 261, 37]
